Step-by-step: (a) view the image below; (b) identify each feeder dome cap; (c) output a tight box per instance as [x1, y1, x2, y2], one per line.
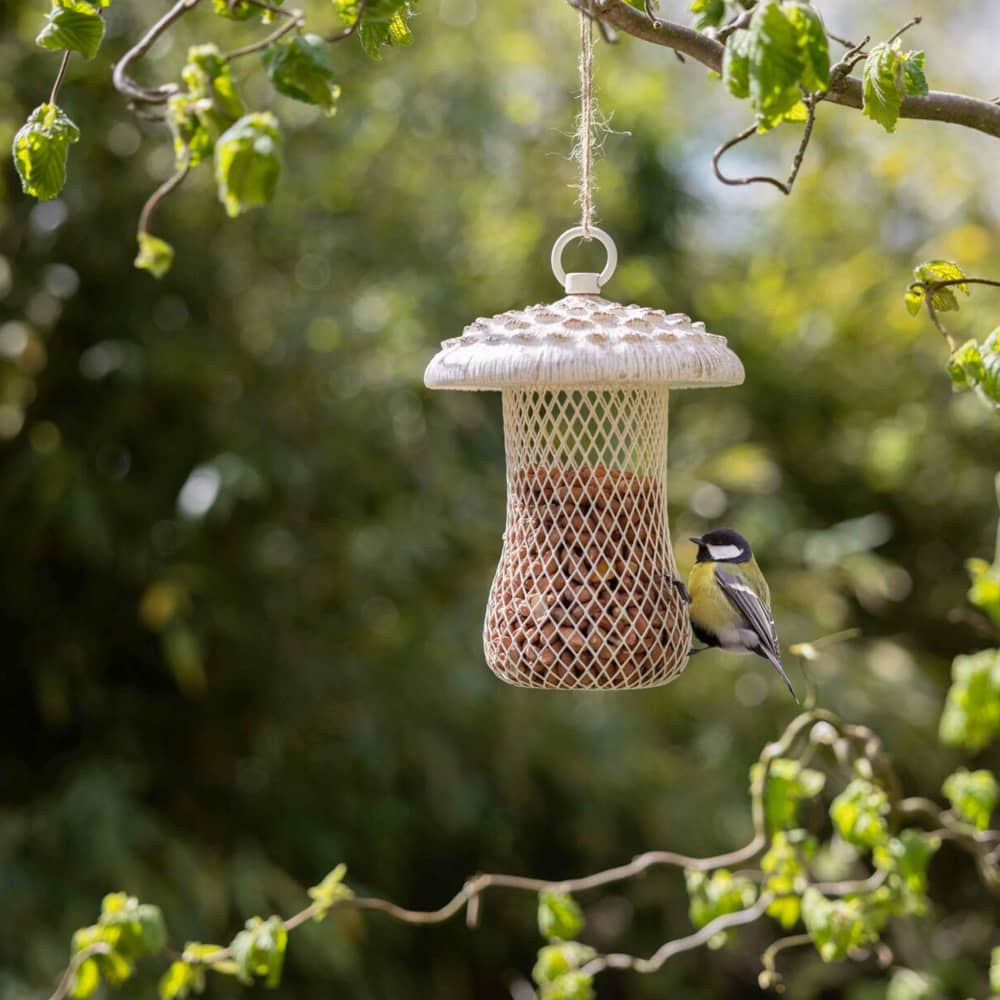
[423, 294, 746, 392]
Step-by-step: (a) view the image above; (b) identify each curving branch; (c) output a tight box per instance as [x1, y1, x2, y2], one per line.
[112, 0, 202, 105]
[594, 0, 1000, 140]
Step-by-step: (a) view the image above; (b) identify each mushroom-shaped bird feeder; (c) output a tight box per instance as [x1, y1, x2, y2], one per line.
[424, 228, 745, 691]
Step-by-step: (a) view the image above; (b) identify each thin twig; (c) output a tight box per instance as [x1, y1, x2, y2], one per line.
[711, 96, 818, 197]
[907, 276, 1000, 352]
[760, 933, 812, 989]
[49, 52, 72, 106]
[137, 153, 191, 237]
[49, 943, 110, 1000]
[225, 7, 305, 60]
[327, 0, 368, 43]
[887, 16, 922, 46]
[579, 894, 774, 976]
[112, 0, 202, 105]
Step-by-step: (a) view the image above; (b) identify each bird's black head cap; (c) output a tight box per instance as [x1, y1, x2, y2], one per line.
[690, 527, 753, 564]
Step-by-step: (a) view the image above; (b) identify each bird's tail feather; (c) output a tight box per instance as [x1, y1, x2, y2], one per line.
[760, 646, 799, 703]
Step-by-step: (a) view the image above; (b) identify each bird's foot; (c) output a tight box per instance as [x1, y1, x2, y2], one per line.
[670, 576, 691, 605]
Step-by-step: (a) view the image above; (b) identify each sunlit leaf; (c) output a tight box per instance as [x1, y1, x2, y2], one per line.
[829, 777, 890, 849]
[784, 2, 829, 91]
[751, 757, 826, 833]
[135, 233, 175, 279]
[308, 863, 354, 919]
[939, 649, 1000, 750]
[230, 916, 287, 987]
[943, 768, 998, 830]
[863, 41, 927, 133]
[214, 112, 282, 218]
[685, 869, 757, 934]
[36, 0, 105, 60]
[263, 34, 341, 112]
[12, 103, 80, 200]
[746, 0, 803, 130]
[532, 943, 596, 986]
[538, 890, 584, 942]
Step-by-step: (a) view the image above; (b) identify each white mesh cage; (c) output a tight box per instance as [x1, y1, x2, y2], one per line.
[424, 227, 745, 692]
[485, 387, 688, 689]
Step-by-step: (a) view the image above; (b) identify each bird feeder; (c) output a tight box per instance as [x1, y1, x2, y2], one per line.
[424, 227, 744, 690]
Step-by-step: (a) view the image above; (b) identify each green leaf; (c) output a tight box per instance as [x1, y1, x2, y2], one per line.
[213, 0, 281, 20]
[901, 49, 928, 95]
[904, 287, 925, 316]
[939, 648, 1000, 750]
[214, 112, 282, 218]
[690, 0, 726, 29]
[70, 959, 101, 999]
[532, 943, 596, 986]
[538, 890, 584, 942]
[159, 961, 202, 1000]
[36, 0, 105, 60]
[723, 29, 751, 100]
[829, 777, 890, 849]
[539, 972, 595, 1000]
[914, 258, 968, 290]
[746, 0, 803, 130]
[263, 34, 341, 112]
[230, 916, 287, 987]
[12, 103, 80, 201]
[308, 863, 354, 920]
[336, 0, 417, 60]
[862, 41, 928, 133]
[943, 768, 998, 830]
[783, 2, 829, 91]
[169, 45, 246, 169]
[800, 888, 884, 962]
[685, 869, 757, 934]
[135, 233, 175, 279]
[948, 340, 986, 389]
[863, 42, 904, 132]
[751, 757, 826, 833]
[98, 893, 168, 958]
[982, 349, 1000, 405]
[873, 830, 940, 916]
[760, 829, 816, 928]
[991, 946, 1000, 994]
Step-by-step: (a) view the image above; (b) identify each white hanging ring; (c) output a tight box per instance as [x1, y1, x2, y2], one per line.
[550, 226, 618, 293]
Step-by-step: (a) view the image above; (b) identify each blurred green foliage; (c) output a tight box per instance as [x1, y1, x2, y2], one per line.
[2, 0, 1000, 998]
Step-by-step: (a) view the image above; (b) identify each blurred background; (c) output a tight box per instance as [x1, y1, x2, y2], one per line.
[2, 0, 1000, 996]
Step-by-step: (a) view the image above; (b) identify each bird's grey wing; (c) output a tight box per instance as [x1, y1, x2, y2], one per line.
[714, 567, 781, 663]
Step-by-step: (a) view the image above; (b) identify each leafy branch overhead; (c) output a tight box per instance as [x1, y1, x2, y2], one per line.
[12, 0, 418, 277]
[10, 0, 1000, 273]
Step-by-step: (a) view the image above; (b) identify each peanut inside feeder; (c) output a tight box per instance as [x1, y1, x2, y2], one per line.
[424, 227, 745, 690]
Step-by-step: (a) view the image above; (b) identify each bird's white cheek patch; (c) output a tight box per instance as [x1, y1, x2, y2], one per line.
[708, 544, 743, 561]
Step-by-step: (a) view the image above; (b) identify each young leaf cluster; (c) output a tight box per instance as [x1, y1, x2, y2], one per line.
[533, 893, 593, 1000]
[722, 1, 829, 131]
[69, 893, 167, 998]
[862, 41, 929, 134]
[905, 260, 1000, 408]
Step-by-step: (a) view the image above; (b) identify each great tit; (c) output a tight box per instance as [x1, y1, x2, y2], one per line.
[686, 528, 797, 701]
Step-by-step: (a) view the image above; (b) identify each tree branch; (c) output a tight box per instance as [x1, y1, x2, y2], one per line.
[112, 0, 202, 106]
[596, 0, 1000, 140]
[579, 894, 773, 976]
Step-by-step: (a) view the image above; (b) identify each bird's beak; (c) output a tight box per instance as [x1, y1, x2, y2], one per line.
[689, 536, 703, 546]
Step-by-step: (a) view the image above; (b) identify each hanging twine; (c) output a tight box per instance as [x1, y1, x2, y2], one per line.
[576, 5, 596, 237]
